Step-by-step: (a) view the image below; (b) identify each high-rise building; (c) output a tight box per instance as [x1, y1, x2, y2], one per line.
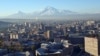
[39, 23, 45, 30]
[10, 33, 21, 40]
[84, 35, 100, 56]
[44, 30, 53, 39]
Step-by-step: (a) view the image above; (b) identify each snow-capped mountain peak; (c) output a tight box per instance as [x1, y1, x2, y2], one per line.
[6, 6, 77, 18]
[45, 6, 57, 11]
[40, 7, 59, 16]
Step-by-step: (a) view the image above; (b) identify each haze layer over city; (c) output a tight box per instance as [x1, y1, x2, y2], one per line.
[0, 0, 100, 56]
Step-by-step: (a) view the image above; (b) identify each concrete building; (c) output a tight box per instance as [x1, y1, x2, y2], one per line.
[86, 20, 95, 26]
[10, 33, 22, 41]
[18, 28, 26, 33]
[44, 30, 53, 39]
[36, 42, 73, 56]
[36, 42, 62, 56]
[10, 33, 18, 39]
[84, 35, 100, 56]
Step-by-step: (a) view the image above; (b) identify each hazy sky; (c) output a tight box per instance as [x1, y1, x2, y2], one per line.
[0, 0, 100, 17]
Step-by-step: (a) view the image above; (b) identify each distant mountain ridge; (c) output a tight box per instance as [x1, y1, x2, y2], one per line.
[3, 6, 100, 19]
[5, 7, 77, 18]
[0, 21, 10, 28]
[0, 21, 10, 24]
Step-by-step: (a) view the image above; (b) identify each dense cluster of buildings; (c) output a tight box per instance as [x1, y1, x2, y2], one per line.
[0, 20, 100, 56]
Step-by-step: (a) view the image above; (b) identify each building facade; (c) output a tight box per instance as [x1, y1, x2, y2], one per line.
[85, 36, 100, 56]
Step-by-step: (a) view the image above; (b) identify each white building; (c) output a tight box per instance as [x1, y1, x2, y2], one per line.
[10, 33, 21, 40]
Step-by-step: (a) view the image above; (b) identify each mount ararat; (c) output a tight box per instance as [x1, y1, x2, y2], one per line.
[4, 7, 100, 20]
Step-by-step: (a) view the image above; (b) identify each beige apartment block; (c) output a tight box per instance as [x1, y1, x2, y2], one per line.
[85, 36, 100, 56]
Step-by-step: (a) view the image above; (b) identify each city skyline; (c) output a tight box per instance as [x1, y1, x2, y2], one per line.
[0, 0, 100, 56]
[0, 0, 100, 17]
